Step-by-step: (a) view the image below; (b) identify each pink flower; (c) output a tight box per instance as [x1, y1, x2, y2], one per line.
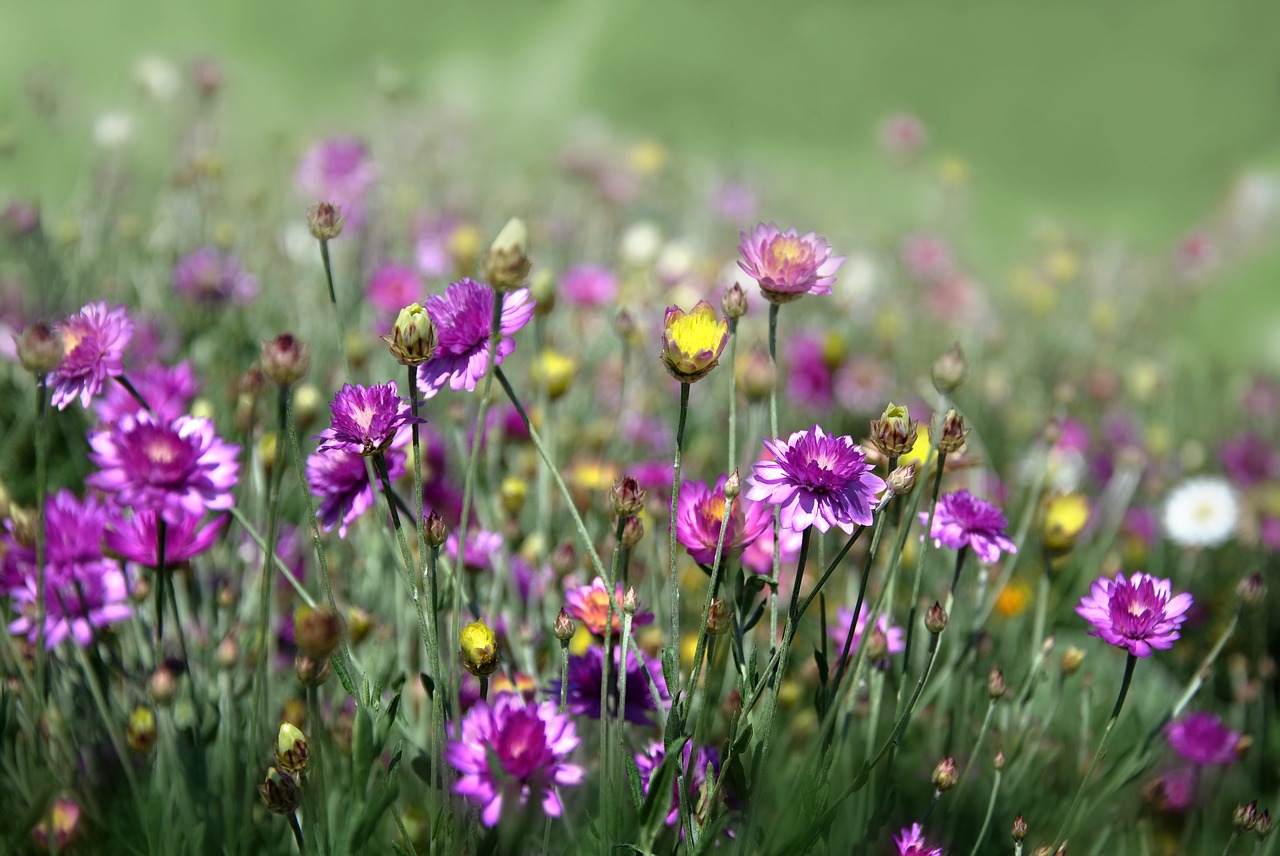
[747, 425, 884, 534]
[307, 442, 406, 538]
[171, 246, 258, 304]
[899, 233, 954, 283]
[295, 137, 375, 230]
[366, 263, 424, 314]
[737, 222, 844, 302]
[675, 474, 771, 564]
[560, 264, 617, 307]
[48, 301, 134, 410]
[920, 490, 1017, 564]
[315, 381, 423, 457]
[94, 360, 199, 425]
[563, 576, 654, 636]
[1166, 712, 1241, 766]
[827, 604, 905, 667]
[1075, 572, 1193, 658]
[895, 823, 943, 855]
[418, 279, 535, 398]
[106, 508, 225, 567]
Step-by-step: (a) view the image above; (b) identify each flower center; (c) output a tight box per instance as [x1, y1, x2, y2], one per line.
[62, 326, 86, 355]
[668, 312, 724, 354]
[768, 236, 809, 267]
[496, 711, 548, 780]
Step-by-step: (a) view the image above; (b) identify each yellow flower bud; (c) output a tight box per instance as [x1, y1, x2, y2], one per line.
[459, 620, 499, 678]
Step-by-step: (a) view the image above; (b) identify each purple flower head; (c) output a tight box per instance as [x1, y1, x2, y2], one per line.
[563, 576, 655, 636]
[172, 246, 258, 304]
[920, 490, 1017, 564]
[417, 279, 535, 399]
[1165, 712, 1241, 766]
[106, 508, 225, 568]
[634, 741, 722, 828]
[7, 561, 131, 649]
[445, 693, 584, 827]
[785, 336, 835, 409]
[48, 302, 133, 410]
[315, 381, 423, 457]
[561, 264, 618, 307]
[87, 413, 240, 526]
[1219, 432, 1277, 489]
[366, 263, 424, 315]
[1076, 571, 1193, 658]
[676, 474, 771, 564]
[307, 442, 407, 538]
[446, 529, 504, 573]
[2, 491, 113, 585]
[295, 137, 376, 230]
[737, 222, 844, 301]
[747, 425, 885, 534]
[894, 823, 943, 856]
[95, 360, 199, 425]
[555, 646, 669, 724]
[827, 604, 905, 668]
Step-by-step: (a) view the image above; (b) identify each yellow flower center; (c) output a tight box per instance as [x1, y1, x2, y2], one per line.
[768, 236, 809, 266]
[668, 309, 727, 355]
[62, 327, 84, 355]
[706, 496, 726, 522]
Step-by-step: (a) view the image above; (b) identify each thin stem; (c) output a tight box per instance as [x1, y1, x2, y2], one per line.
[306, 686, 332, 856]
[766, 303, 782, 663]
[727, 318, 739, 471]
[155, 519, 169, 660]
[967, 768, 1003, 856]
[288, 812, 306, 854]
[668, 381, 691, 682]
[33, 378, 50, 699]
[827, 519, 882, 709]
[902, 447, 948, 672]
[558, 642, 570, 713]
[685, 493, 734, 718]
[114, 374, 154, 415]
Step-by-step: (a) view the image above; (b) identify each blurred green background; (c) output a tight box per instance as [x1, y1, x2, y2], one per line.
[3, 0, 1279, 365]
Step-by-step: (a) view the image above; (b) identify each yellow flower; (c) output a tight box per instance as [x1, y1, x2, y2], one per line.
[531, 350, 577, 400]
[459, 620, 499, 678]
[995, 578, 1032, 618]
[1042, 492, 1090, 554]
[660, 300, 729, 383]
[900, 425, 937, 471]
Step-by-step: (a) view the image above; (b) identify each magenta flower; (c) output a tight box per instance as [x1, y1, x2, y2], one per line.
[921, 490, 1017, 564]
[295, 137, 376, 230]
[563, 576, 655, 636]
[741, 520, 804, 576]
[106, 508, 225, 567]
[747, 425, 885, 534]
[172, 246, 258, 304]
[1076, 572, 1193, 658]
[784, 336, 835, 409]
[315, 381, 423, 457]
[366, 263, 424, 314]
[7, 561, 131, 649]
[307, 443, 406, 538]
[87, 413, 240, 526]
[827, 604, 905, 667]
[737, 222, 844, 302]
[554, 646, 669, 724]
[1219, 432, 1277, 489]
[417, 279, 535, 398]
[446, 529, 505, 573]
[94, 360, 199, 425]
[48, 301, 133, 410]
[445, 693, 584, 827]
[1166, 712, 1241, 766]
[676, 474, 771, 564]
[2, 490, 113, 586]
[894, 823, 943, 856]
[634, 741, 722, 828]
[561, 264, 618, 307]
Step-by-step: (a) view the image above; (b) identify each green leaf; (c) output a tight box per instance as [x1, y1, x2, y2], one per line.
[661, 645, 678, 691]
[624, 752, 645, 812]
[663, 701, 685, 750]
[409, 753, 432, 784]
[331, 653, 357, 698]
[419, 672, 434, 697]
[813, 646, 829, 685]
[388, 740, 404, 782]
[350, 779, 401, 845]
[353, 705, 375, 790]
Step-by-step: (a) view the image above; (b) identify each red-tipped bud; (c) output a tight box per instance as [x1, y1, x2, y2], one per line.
[925, 602, 948, 634]
[307, 202, 344, 241]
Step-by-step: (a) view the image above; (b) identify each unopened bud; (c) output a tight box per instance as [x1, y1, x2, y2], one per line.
[1060, 646, 1085, 676]
[722, 282, 748, 319]
[295, 655, 331, 687]
[346, 606, 374, 645]
[1255, 810, 1273, 838]
[293, 384, 322, 430]
[294, 606, 343, 661]
[386, 303, 439, 367]
[621, 515, 645, 548]
[706, 598, 733, 635]
[553, 609, 576, 643]
[613, 308, 636, 342]
[148, 667, 177, 706]
[988, 667, 1006, 700]
[127, 706, 157, 753]
[866, 626, 888, 661]
[1236, 801, 1260, 831]
[499, 477, 528, 516]
[550, 542, 578, 576]
[931, 342, 969, 394]
[17, 323, 63, 375]
[261, 333, 311, 387]
[425, 511, 448, 549]
[724, 470, 741, 500]
[460, 620, 499, 678]
[887, 464, 916, 495]
[994, 750, 1005, 771]
[216, 635, 239, 670]
[937, 408, 969, 454]
[482, 217, 531, 291]
[738, 347, 775, 402]
[1234, 735, 1254, 760]
[931, 756, 958, 791]
[260, 767, 303, 815]
[530, 268, 556, 316]
[925, 602, 948, 634]
[1011, 814, 1027, 842]
[870, 403, 918, 458]
[276, 722, 310, 775]
[1237, 573, 1266, 607]
[8, 506, 35, 549]
[307, 202, 344, 241]
[621, 587, 639, 616]
[611, 476, 646, 518]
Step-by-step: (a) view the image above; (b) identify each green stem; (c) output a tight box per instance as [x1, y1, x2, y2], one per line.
[967, 768, 1002, 856]
[317, 239, 351, 376]
[668, 382, 691, 684]
[766, 302, 782, 664]
[33, 378, 50, 699]
[727, 318, 738, 471]
[307, 686, 332, 856]
[902, 447, 948, 672]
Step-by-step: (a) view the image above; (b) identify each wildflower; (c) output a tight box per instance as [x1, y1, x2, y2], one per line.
[261, 333, 311, 387]
[1166, 712, 1242, 766]
[445, 693, 584, 827]
[367, 264, 423, 314]
[1162, 476, 1239, 549]
[306, 201, 344, 241]
[294, 137, 375, 230]
[530, 350, 577, 400]
[446, 529, 504, 573]
[741, 519, 804, 575]
[564, 577, 654, 636]
[879, 113, 927, 158]
[747, 425, 885, 534]
[94, 360, 199, 425]
[660, 300, 729, 383]
[922, 490, 1017, 564]
[676, 474, 771, 564]
[737, 222, 844, 303]
[1220, 433, 1277, 489]
[87, 412, 240, 525]
[460, 620, 499, 678]
[481, 217, 531, 291]
[895, 823, 944, 856]
[827, 604, 905, 666]
[127, 706, 157, 752]
[31, 798, 80, 851]
[105, 508, 225, 567]
[48, 301, 133, 410]
[260, 767, 303, 815]
[306, 442, 406, 538]
[418, 278, 535, 398]
[6, 560, 131, 649]
[315, 381, 422, 457]
[784, 337, 835, 408]
[1042, 492, 1090, 554]
[276, 723, 310, 775]
[633, 741, 723, 828]
[555, 646, 669, 724]
[870, 403, 919, 458]
[1075, 572, 1193, 658]
[172, 246, 258, 304]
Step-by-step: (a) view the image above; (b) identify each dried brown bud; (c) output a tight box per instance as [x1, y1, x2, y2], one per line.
[722, 281, 748, 319]
[611, 476, 646, 518]
[931, 756, 958, 791]
[260, 767, 303, 815]
[17, 322, 63, 375]
[261, 333, 311, 387]
[931, 342, 969, 394]
[307, 201, 344, 241]
[925, 602, 948, 635]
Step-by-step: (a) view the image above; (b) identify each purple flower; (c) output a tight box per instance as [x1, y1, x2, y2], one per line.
[94, 360, 199, 425]
[737, 222, 844, 302]
[555, 646, 669, 725]
[784, 336, 835, 409]
[1076, 572, 1193, 658]
[307, 443, 406, 538]
[633, 741, 722, 828]
[827, 604, 905, 667]
[172, 246, 258, 304]
[315, 382, 423, 457]
[2, 490, 113, 586]
[417, 279, 535, 398]
[676, 474, 771, 564]
[747, 425, 885, 534]
[87, 413, 240, 525]
[1166, 712, 1241, 766]
[446, 529, 505, 573]
[106, 508, 225, 567]
[48, 301, 133, 410]
[921, 490, 1017, 564]
[894, 823, 943, 856]
[1219, 432, 1277, 489]
[445, 693, 584, 827]
[295, 137, 376, 230]
[366, 263, 424, 314]
[7, 561, 131, 649]
[560, 264, 617, 307]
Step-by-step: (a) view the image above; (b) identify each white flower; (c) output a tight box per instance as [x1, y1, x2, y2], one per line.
[93, 112, 135, 149]
[1162, 476, 1239, 549]
[133, 55, 180, 101]
[619, 221, 661, 266]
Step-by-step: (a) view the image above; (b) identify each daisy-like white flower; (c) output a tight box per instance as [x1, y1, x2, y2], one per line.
[417, 278, 535, 398]
[315, 381, 423, 457]
[1162, 476, 1239, 549]
[894, 823, 943, 856]
[445, 693, 584, 827]
[48, 302, 134, 410]
[737, 223, 844, 304]
[921, 490, 1017, 564]
[1075, 571, 1193, 658]
[87, 412, 240, 525]
[747, 425, 885, 534]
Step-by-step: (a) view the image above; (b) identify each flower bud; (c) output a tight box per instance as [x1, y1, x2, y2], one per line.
[553, 609, 576, 643]
[707, 598, 733, 636]
[1060, 646, 1085, 676]
[293, 383, 322, 430]
[931, 756, 958, 791]
[346, 606, 374, 645]
[293, 606, 343, 661]
[738, 347, 775, 402]
[1042, 492, 1090, 555]
[531, 350, 576, 400]
[460, 620, 499, 678]
[8, 506, 35, 549]
[261, 333, 311, 387]
[937, 407, 970, 454]
[307, 201, 344, 241]
[660, 301, 729, 384]
[621, 586, 639, 616]
[987, 667, 1006, 700]
[925, 602, 948, 635]
[127, 706, 157, 753]
[620, 515, 645, 548]
[276, 722, 310, 775]
[530, 268, 556, 316]
[17, 323, 63, 375]
[1255, 810, 1273, 838]
[724, 469, 741, 500]
[31, 797, 80, 852]
[386, 303, 439, 367]
[887, 464, 916, 496]
[722, 281, 748, 319]
[295, 655, 332, 686]
[216, 635, 239, 670]
[613, 308, 636, 342]
[994, 750, 1005, 771]
[866, 627, 888, 661]
[931, 342, 969, 394]
[1236, 801, 1260, 831]
[1011, 815, 1027, 843]
[425, 510, 448, 549]
[148, 666, 178, 706]
[482, 217, 531, 291]
[1237, 572, 1266, 607]
[260, 767, 303, 815]
[870, 403, 918, 458]
[611, 476, 646, 518]
[499, 477, 528, 516]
